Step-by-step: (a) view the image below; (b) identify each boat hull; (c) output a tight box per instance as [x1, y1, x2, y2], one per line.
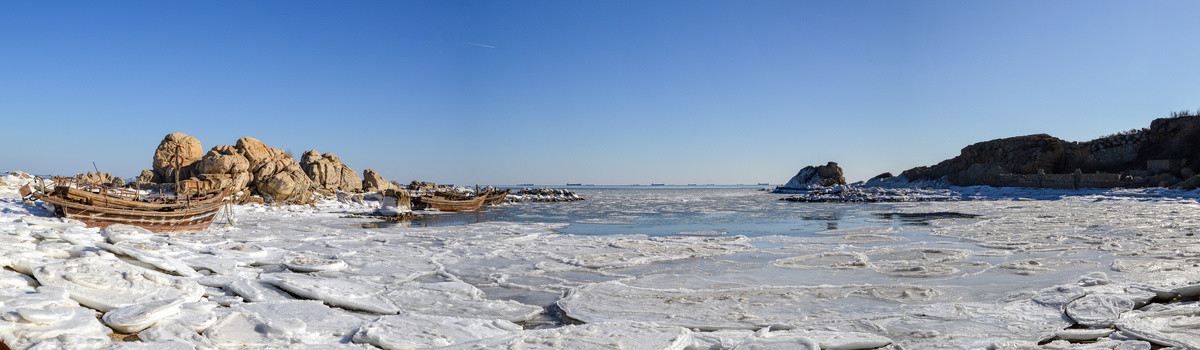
[412, 196, 486, 212]
[39, 195, 225, 232]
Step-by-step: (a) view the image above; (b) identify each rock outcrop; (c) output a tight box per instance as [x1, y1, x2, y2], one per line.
[152, 132, 204, 183]
[235, 137, 313, 203]
[361, 169, 399, 193]
[890, 114, 1200, 187]
[300, 150, 362, 193]
[408, 181, 438, 192]
[135, 169, 158, 184]
[72, 172, 124, 187]
[194, 145, 252, 196]
[775, 162, 846, 191]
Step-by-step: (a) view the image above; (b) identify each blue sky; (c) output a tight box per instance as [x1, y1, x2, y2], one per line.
[3, 1, 1200, 185]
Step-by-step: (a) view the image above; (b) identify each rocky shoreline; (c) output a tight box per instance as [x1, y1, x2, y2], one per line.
[774, 111, 1200, 202]
[52, 132, 585, 207]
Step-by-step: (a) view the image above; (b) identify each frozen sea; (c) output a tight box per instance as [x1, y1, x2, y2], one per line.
[2, 177, 1200, 349]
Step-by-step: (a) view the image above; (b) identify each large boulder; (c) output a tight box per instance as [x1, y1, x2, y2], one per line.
[152, 132, 204, 183]
[361, 169, 399, 193]
[300, 150, 362, 193]
[135, 169, 158, 184]
[195, 145, 252, 196]
[234, 137, 313, 203]
[776, 162, 847, 191]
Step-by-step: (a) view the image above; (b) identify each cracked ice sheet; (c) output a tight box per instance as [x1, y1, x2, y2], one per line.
[7, 186, 1200, 348]
[443, 322, 695, 350]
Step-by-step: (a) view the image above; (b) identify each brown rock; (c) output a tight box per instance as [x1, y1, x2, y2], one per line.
[407, 180, 438, 192]
[73, 172, 124, 187]
[136, 169, 158, 184]
[233, 137, 313, 203]
[195, 145, 252, 195]
[152, 132, 205, 183]
[1175, 174, 1200, 190]
[777, 162, 847, 190]
[362, 169, 399, 192]
[300, 150, 362, 193]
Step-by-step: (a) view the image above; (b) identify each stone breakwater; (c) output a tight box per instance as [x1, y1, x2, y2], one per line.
[507, 188, 585, 202]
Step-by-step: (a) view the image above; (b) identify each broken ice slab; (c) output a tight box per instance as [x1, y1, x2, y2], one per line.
[442, 322, 694, 350]
[31, 256, 204, 312]
[353, 313, 520, 349]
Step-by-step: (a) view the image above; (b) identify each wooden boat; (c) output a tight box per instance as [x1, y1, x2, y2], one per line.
[58, 184, 226, 210]
[483, 189, 510, 205]
[412, 195, 486, 212]
[20, 182, 230, 233]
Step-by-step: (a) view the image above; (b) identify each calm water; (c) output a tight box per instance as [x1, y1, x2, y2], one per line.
[415, 187, 956, 237]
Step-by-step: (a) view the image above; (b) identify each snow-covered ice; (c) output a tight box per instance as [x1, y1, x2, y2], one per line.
[2, 180, 1200, 348]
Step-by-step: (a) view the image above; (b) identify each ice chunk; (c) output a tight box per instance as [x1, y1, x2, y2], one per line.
[101, 224, 156, 243]
[0, 305, 111, 349]
[1066, 294, 1135, 328]
[282, 254, 348, 273]
[730, 333, 819, 350]
[0, 269, 38, 289]
[139, 322, 217, 350]
[232, 300, 365, 344]
[226, 278, 294, 302]
[102, 298, 185, 333]
[559, 281, 937, 330]
[98, 242, 201, 278]
[794, 330, 892, 350]
[156, 301, 219, 333]
[1115, 302, 1200, 349]
[32, 256, 205, 312]
[382, 281, 543, 322]
[563, 236, 752, 269]
[352, 313, 520, 349]
[203, 311, 307, 347]
[1055, 328, 1114, 341]
[444, 322, 694, 350]
[773, 252, 868, 269]
[20, 216, 85, 230]
[265, 273, 399, 314]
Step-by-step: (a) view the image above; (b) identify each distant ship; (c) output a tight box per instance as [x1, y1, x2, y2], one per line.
[757, 183, 770, 186]
[516, 183, 534, 187]
[566, 183, 582, 186]
[651, 183, 665, 186]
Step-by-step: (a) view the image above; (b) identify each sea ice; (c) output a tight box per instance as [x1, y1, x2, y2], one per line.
[443, 322, 694, 350]
[1065, 294, 1135, 328]
[352, 313, 521, 349]
[231, 300, 365, 344]
[558, 281, 937, 330]
[264, 273, 400, 314]
[1114, 302, 1200, 349]
[31, 256, 205, 312]
[381, 281, 544, 322]
[101, 298, 185, 333]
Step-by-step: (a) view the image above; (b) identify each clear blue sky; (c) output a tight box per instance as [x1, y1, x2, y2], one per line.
[3, 1, 1200, 185]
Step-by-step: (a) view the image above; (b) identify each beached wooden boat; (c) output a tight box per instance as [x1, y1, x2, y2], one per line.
[20, 183, 230, 232]
[58, 184, 227, 210]
[483, 189, 510, 205]
[412, 195, 486, 212]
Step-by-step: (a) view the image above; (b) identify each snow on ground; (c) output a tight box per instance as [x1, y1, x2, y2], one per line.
[0, 178, 1199, 348]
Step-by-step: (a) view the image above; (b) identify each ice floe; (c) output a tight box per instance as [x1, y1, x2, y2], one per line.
[352, 313, 520, 349]
[31, 256, 204, 312]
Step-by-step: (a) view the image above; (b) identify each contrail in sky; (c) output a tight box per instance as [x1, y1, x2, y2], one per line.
[468, 42, 496, 49]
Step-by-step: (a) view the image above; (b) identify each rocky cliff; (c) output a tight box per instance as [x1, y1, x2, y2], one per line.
[897, 113, 1200, 188]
